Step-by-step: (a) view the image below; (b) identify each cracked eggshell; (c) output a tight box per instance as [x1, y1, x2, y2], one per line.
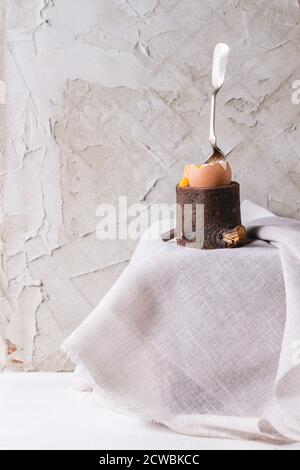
[185, 161, 232, 188]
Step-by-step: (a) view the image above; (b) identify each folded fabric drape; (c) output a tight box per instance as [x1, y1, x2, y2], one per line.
[62, 200, 300, 442]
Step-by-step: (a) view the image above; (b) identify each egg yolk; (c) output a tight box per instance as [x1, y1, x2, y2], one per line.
[179, 177, 189, 188]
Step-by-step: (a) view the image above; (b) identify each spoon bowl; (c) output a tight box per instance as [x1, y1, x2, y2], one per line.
[204, 147, 225, 165]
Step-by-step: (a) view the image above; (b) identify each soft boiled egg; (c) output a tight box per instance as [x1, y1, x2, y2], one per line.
[180, 161, 232, 188]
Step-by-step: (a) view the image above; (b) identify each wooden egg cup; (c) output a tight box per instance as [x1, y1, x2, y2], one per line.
[162, 181, 247, 249]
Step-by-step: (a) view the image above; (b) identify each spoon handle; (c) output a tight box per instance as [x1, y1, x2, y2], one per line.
[212, 43, 229, 91]
[209, 43, 229, 151]
[209, 90, 217, 149]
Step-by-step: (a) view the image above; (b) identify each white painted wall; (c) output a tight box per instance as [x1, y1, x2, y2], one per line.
[1, 0, 300, 371]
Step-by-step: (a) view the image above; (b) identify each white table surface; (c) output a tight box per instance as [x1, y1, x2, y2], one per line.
[0, 372, 299, 450]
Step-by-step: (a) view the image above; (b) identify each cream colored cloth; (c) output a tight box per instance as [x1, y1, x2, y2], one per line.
[62, 201, 300, 442]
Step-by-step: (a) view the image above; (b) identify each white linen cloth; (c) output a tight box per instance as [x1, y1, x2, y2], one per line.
[62, 200, 300, 442]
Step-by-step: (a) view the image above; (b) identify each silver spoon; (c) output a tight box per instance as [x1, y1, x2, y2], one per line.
[204, 43, 229, 164]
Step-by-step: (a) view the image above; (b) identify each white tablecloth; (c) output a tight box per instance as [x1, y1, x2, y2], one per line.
[62, 201, 300, 442]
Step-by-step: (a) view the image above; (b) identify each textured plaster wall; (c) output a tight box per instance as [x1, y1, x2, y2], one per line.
[1, 0, 300, 371]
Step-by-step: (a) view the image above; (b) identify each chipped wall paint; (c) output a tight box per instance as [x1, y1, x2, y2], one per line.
[1, 0, 300, 371]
